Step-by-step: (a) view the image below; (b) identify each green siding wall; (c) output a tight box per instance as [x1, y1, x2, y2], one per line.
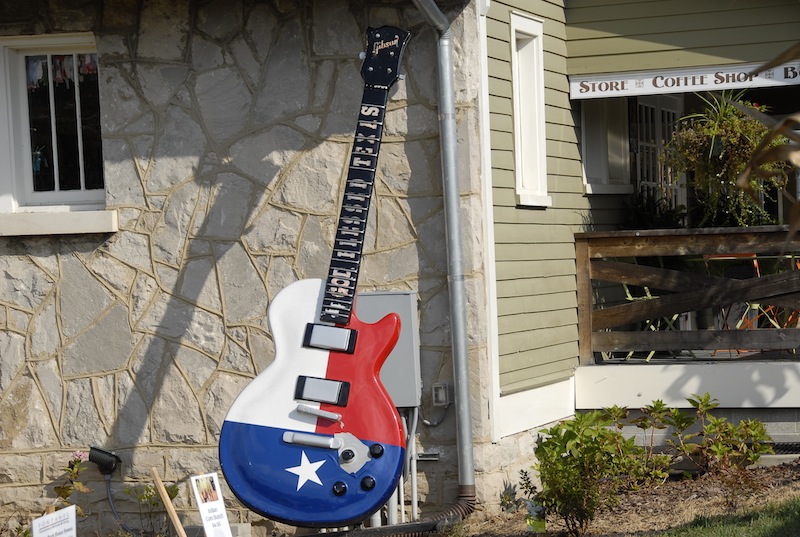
[486, 0, 587, 394]
[566, 0, 800, 75]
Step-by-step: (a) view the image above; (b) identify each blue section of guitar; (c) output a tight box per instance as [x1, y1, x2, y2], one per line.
[219, 421, 405, 527]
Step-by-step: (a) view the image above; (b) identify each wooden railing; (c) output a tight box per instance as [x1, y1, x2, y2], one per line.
[575, 226, 800, 365]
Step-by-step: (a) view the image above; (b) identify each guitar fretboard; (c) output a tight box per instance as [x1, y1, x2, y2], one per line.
[320, 86, 388, 325]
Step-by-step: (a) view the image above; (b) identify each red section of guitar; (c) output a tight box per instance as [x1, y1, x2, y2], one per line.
[316, 310, 405, 447]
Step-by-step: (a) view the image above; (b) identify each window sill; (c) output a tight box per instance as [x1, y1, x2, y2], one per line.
[584, 184, 634, 195]
[516, 193, 553, 208]
[0, 210, 118, 236]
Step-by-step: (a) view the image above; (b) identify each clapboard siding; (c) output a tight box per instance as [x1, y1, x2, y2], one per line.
[499, 308, 577, 336]
[488, 57, 511, 81]
[569, 23, 798, 58]
[570, 12, 794, 41]
[500, 350, 577, 394]
[501, 324, 577, 359]
[501, 341, 577, 378]
[494, 242, 576, 262]
[490, 112, 513, 133]
[566, 0, 794, 24]
[487, 0, 585, 395]
[499, 274, 576, 298]
[566, 0, 800, 74]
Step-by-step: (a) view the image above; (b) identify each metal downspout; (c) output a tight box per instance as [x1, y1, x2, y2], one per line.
[410, 0, 477, 520]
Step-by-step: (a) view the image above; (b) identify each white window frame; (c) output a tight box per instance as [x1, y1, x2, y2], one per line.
[510, 12, 551, 207]
[0, 33, 116, 235]
[581, 98, 633, 195]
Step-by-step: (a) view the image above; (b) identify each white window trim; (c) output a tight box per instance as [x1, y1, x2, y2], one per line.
[0, 33, 116, 235]
[510, 12, 551, 208]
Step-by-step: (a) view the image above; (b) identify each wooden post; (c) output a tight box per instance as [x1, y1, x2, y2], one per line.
[150, 468, 188, 537]
[575, 236, 594, 365]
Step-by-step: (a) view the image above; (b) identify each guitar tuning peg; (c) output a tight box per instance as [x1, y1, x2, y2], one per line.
[398, 74, 406, 81]
[359, 52, 367, 60]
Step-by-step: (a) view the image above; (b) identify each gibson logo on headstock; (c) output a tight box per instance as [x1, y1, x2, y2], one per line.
[372, 36, 400, 55]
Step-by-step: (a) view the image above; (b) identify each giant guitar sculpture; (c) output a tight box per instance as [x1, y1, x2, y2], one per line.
[219, 26, 411, 528]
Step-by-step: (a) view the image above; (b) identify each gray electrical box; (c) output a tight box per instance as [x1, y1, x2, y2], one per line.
[356, 291, 421, 408]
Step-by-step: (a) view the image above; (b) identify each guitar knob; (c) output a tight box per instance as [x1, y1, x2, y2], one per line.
[361, 476, 376, 491]
[369, 444, 384, 458]
[332, 481, 347, 496]
[341, 449, 355, 462]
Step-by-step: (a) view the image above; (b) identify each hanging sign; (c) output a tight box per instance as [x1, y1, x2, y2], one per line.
[570, 60, 800, 99]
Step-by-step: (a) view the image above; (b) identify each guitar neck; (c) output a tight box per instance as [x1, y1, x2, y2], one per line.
[320, 86, 389, 325]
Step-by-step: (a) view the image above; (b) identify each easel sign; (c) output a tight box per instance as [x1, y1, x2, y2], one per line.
[32, 505, 76, 537]
[191, 473, 232, 537]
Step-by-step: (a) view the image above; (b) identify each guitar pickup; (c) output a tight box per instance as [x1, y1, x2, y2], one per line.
[295, 376, 350, 407]
[303, 323, 357, 353]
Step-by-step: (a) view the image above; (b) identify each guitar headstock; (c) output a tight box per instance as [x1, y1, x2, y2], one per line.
[361, 26, 411, 89]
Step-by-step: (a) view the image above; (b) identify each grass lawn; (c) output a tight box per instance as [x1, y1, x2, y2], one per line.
[662, 496, 800, 536]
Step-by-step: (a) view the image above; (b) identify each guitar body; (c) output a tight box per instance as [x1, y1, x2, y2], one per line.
[219, 279, 405, 527]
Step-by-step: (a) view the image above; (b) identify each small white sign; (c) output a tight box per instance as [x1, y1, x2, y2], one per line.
[32, 505, 76, 537]
[191, 473, 232, 537]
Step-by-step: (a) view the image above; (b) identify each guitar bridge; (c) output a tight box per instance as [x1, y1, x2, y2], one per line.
[303, 323, 357, 353]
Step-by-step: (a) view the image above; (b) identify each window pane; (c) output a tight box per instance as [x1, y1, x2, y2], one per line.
[78, 53, 103, 190]
[26, 55, 55, 192]
[52, 54, 81, 190]
[24, 49, 104, 200]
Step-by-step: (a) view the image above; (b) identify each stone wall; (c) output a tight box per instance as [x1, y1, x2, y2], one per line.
[0, 0, 506, 534]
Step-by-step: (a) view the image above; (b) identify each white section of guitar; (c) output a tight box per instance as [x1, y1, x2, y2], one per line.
[223, 278, 328, 431]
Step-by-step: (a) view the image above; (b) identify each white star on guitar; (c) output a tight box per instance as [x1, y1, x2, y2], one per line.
[286, 451, 326, 491]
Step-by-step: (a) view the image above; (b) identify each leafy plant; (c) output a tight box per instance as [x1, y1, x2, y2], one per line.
[664, 393, 774, 510]
[52, 451, 92, 516]
[518, 468, 538, 500]
[499, 480, 520, 512]
[500, 471, 546, 533]
[534, 410, 635, 536]
[124, 483, 179, 537]
[627, 400, 673, 486]
[662, 90, 789, 227]
[531, 394, 773, 536]
[666, 393, 773, 474]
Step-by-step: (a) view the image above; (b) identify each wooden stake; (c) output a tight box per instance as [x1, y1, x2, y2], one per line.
[150, 467, 189, 537]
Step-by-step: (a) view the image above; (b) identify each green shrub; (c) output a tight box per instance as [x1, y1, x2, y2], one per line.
[666, 393, 773, 473]
[533, 410, 634, 537]
[529, 393, 774, 536]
